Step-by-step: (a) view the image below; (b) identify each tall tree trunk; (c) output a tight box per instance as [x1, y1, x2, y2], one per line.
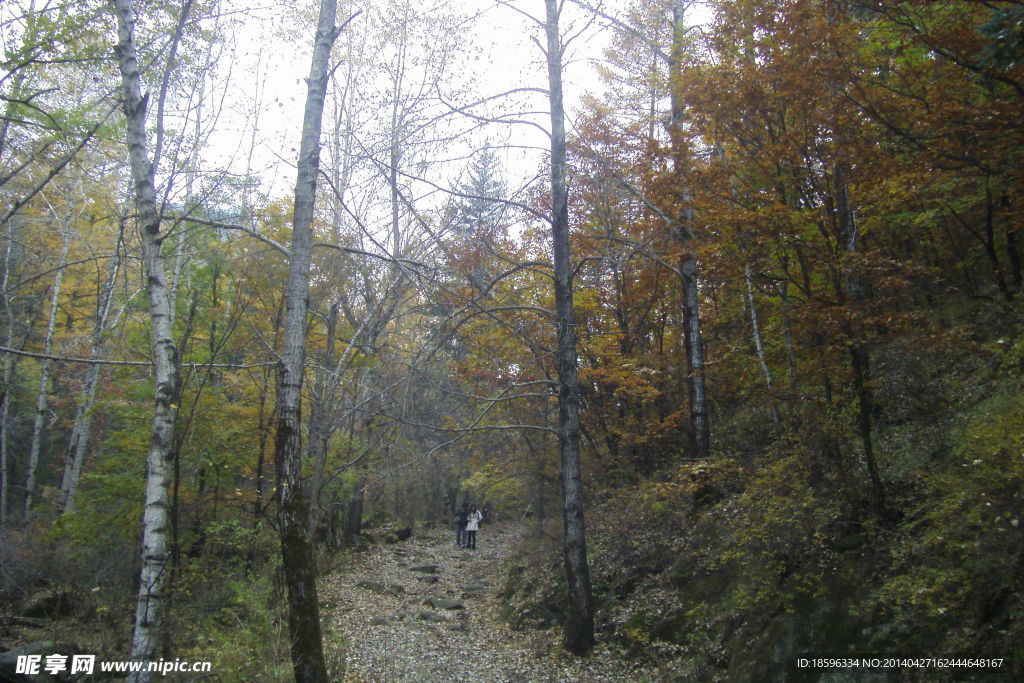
[0, 219, 16, 524]
[112, 1, 181, 676]
[253, 362, 273, 521]
[1001, 190, 1022, 292]
[544, 0, 595, 655]
[834, 161, 886, 516]
[387, 9, 408, 280]
[59, 242, 121, 513]
[252, 302, 283, 528]
[274, 1, 341, 680]
[23, 224, 70, 514]
[824, 0, 885, 516]
[778, 280, 798, 397]
[308, 302, 338, 536]
[169, 293, 198, 569]
[342, 477, 364, 545]
[670, 0, 709, 458]
[983, 179, 1011, 299]
[744, 264, 779, 427]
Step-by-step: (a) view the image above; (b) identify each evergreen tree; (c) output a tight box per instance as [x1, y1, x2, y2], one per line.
[449, 148, 510, 296]
[452, 147, 509, 240]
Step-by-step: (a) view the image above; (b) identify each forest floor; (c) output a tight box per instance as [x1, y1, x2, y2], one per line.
[319, 522, 638, 682]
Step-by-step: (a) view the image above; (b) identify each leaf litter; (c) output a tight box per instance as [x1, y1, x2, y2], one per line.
[319, 523, 641, 682]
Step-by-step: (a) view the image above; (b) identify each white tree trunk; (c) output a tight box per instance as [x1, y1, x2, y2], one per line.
[59, 248, 120, 513]
[744, 264, 779, 427]
[670, 0, 710, 457]
[24, 224, 70, 514]
[112, 0, 180, 676]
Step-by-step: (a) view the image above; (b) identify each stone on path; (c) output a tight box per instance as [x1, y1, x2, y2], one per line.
[355, 580, 405, 596]
[422, 595, 464, 610]
[416, 610, 448, 623]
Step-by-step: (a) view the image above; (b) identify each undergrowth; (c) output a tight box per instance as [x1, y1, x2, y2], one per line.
[500, 349, 1024, 680]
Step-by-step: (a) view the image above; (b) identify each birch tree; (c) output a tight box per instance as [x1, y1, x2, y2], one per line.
[58, 239, 120, 512]
[668, 0, 709, 458]
[111, 0, 184, 674]
[22, 188, 73, 514]
[569, 0, 712, 457]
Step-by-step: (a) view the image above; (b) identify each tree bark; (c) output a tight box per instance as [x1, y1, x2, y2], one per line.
[112, 0, 180, 676]
[274, 1, 341, 680]
[308, 302, 338, 536]
[744, 264, 779, 427]
[834, 160, 886, 517]
[670, 0, 709, 458]
[0, 218, 16, 524]
[342, 478, 364, 545]
[23, 221, 70, 515]
[59, 239, 121, 513]
[544, 0, 595, 655]
[778, 280, 798, 397]
[253, 361, 274, 521]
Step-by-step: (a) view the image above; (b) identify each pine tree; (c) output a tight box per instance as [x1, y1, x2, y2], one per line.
[452, 147, 509, 239]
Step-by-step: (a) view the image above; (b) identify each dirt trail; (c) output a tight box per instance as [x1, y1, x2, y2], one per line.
[319, 522, 634, 682]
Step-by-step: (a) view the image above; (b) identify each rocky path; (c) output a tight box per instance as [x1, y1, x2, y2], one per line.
[319, 523, 635, 682]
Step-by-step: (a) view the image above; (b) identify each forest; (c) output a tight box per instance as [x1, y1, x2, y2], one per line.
[1, 0, 1022, 680]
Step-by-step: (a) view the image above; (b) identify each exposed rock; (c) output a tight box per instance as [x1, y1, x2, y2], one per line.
[416, 610, 448, 624]
[19, 589, 79, 619]
[409, 564, 439, 574]
[422, 596, 463, 610]
[355, 580, 404, 596]
[462, 582, 487, 597]
[385, 527, 413, 543]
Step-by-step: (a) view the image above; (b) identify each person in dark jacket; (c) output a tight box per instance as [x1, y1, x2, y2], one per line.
[454, 502, 469, 547]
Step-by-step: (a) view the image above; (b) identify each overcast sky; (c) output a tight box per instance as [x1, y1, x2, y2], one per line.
[202, 0, 651, 202]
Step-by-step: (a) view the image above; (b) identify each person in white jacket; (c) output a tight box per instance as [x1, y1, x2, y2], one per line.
[465, 505, 483, 550]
